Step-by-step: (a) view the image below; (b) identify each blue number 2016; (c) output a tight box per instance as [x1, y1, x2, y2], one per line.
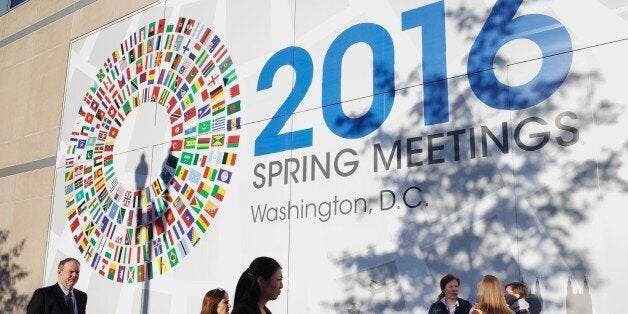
[255, 0, 573, 156]
[467, 0, 572, 110]
[255, 24, 395, 156]
[255, 47, 313, 156]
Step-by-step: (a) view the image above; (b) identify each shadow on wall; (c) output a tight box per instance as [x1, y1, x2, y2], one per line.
[325, 1, 627, 313]
[0, 229, 29, 313]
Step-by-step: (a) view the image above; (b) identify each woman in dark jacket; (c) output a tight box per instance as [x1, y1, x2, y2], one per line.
[505, 282, 530, 314]
[231, 257, 283, 314]
[428, 274, 473, 314]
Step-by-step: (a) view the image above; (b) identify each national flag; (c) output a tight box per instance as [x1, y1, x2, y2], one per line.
[207, 151, 223, 166]
[219, 56, 233, 74]
[187, 227, 201, 246]
[164, 208, 176, 226]
[229, 84, 240, 98]
[152, 179, 163, 196]
[196, 212, 210, 232]
[117, 265, 126, 283]
[211, 134, 224, 146]
[154, 216, 165, 235]
[198, 105, 211, 119]
[171, 123, 183, 136]
[65, 170, 73, 182]
[183, 19, 194, 35]
[213, 44, 227, 63]
[69, 217, 80, 232]
[176, 17, 185, 33]
[190, 78, 203, 93]
[160, 166, 174, 185]
[178, 59, 191, 75]
[152, 237, 163, 256]
[204, 199, 219, 218]
[184, 125, 197, 136]
[227, 100, 240, 115]
[98, 258, 109, 276]
[227, 135, 240, 148]
[181, 209, 194, 227]
[170, 108, 182, 123]
[148, 21, 156, 36]
[156, 255, 168, 275]
[212, 116, 225, 131]
[202, 61, 216, 78]
[157, 19, 165, 33]
[186, 67, 199, 83]
[184, 137, 196, 149]
[223, 69, 237, 86]
[107, 262, 117, 280]
[175, 165, 188, 181]
[167, 248, 179, 267]
[217, 169, 232, 184]
[183, 107, 196, 122]
[171, 139, 183, 151]
[208, 35, 221, 52]
[222, 152, 237, 166]
[210, 185, 225, 201]
[195, 50, 209, 68]
[187, 168, 202, 184]
[227, 117, 241, 131]
[197, 182, 211, 198]
[180, 152, 196, 165]
[177, 238, 190, 257]
[189, 196, 204, 213]
[198, 120, 211, 134]
[210, 86, 223, 103]
[197, 137, 210, 149]
[212, 100, 225, 115]
[166, 154, 179, 171]
[203, 166, 217, 181]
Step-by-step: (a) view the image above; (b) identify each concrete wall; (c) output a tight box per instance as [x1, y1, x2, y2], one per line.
[0, 1, 155, 312]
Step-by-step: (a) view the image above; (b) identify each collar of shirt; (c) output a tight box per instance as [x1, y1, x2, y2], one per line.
[57, 283, 72, 296]
[440, 298, 459, 310]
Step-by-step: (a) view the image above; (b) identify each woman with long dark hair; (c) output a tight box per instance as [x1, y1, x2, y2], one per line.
[232, 257, 283, 314]
[428, 273, 472, 314]
[200, 288, 230, 314]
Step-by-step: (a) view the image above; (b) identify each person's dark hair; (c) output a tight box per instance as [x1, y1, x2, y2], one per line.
[505, 281, 528, 298]
[58, 257, 80, 270]
[437, 274, 460, 300]
[201, 288, 227, 314]
[233, 256, 281, 306]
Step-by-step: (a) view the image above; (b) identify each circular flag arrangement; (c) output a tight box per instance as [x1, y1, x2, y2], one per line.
[63, 17, 242, 283]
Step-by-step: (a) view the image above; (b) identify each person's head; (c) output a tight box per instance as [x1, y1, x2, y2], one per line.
[57, 258, 80, 290]
[233, 257, 283, 306]
[476, 275, 511, 314]
[437, 273, 461, 301]
[505, 281, 528, 299]
[201, 288, 230, 314]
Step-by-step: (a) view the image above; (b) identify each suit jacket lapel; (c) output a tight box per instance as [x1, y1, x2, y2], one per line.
[52, 284, 71, 312]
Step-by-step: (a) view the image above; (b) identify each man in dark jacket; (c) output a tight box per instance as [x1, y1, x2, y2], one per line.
[26, 258, 88, 314]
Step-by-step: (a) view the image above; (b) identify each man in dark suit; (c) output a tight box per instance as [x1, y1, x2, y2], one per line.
[26, 257, 88, 314]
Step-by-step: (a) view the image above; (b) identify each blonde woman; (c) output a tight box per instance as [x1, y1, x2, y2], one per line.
[470, 275, 514, 314]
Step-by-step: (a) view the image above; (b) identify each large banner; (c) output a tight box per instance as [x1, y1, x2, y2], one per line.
[49, 0, 628, 312]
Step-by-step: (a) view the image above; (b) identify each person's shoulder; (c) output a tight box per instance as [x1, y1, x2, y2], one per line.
[428, 300, 445, 313]
[37, 284, 60, 293]
[428, 300, 442, 308]
[231, 302, 257, 314]
[457, 298, 473, 308]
